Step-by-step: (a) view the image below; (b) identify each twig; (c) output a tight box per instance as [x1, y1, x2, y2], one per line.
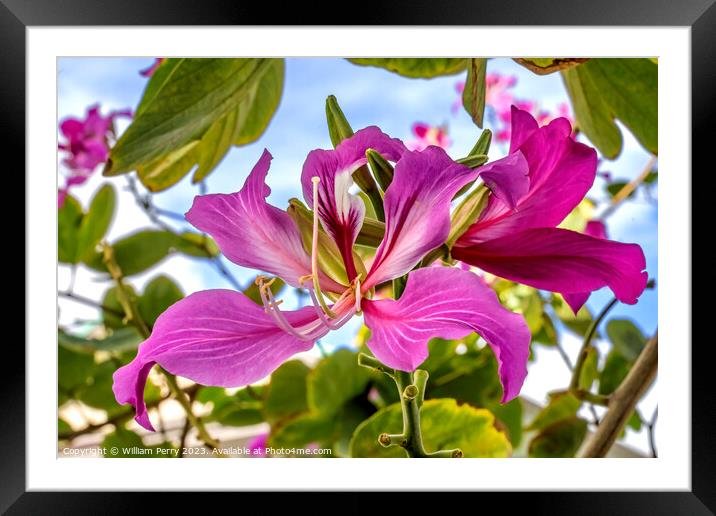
[579, 332, 658, 457]
[58, 291, 125, 318]
[569, 297, 619, 396]
[211, 255, 243, 291]
[600, 156, 657, 220]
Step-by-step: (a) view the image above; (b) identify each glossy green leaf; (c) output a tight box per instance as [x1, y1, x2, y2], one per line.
[138, 275, 184, 328]
[101, 284, 138, 330]
[578, 346, 600, 391]
[350, 399, 511, 458]
[268, 413, 336, 449]
[263, 360, 310, 424]
[107, 58, 284, 190]
[75, 184, 116, 261]
[347, 58, 467, 78]
[528, 417, 588, 458]
[58, 327, 143, 354]
[606, 319, 646, 362]
[58, 344, 95, 393]
[562, 58, 657, 158]
[584, 58, 657, 155]
[307, 349, 372, 416]
[527, 392, 581, 432]
[58, 195, 83, 264]
[489, 397, 523, 448]
[199, 387, 265, 427]
[552, 294, 598, 338]
[84, 230, 178, 276]
[562, 65, 622, 158]
[598, 349, 631, 395]
[462, 58, 487, 127]
[173, 231, 220, 258]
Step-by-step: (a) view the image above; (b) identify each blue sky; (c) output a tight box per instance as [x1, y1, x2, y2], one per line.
[58, 57, 658, 451]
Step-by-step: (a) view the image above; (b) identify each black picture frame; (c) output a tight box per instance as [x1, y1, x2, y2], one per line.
[4, 0, 713, 513]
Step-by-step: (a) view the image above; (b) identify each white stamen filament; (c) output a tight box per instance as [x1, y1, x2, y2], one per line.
[258, 280, 328, 342]
[310, 176, 338, 318]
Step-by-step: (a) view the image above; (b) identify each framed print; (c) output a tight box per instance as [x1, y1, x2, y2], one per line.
[4, 0, 714, 513]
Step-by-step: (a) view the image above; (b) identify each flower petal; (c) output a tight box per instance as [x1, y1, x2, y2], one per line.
[562, 220, 610, 312]
[186, 150, 342, 292]
[477, 151, 530, 209]
[362, 267, 530, 402]
[364, 147, 478, 288]
[112, 289, 319, 431]
[457, 107, 597, 245]
[452, 227, 648, 305]
[301, 127, 406, 279]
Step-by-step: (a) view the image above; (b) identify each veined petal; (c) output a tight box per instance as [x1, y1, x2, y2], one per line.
[477, 151, 530, 209]
[362, 267, 530, 402]
[364, 147, 479, 288]
[452, 227, 648, 306]
[301, 127, 406, 279]
[112, 289, 320, 431]
[562, 219, 609, 312]
[186, 150, 342, 292]
[457, 107, 597, 245]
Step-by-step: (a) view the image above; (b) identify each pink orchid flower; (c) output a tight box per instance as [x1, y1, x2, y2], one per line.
[57, 105, 130, 206]
[452, 107, 648, 314]
[406, 123, 451, 151]
[113, 127, 531, 431]
[139, 58, 166, 77]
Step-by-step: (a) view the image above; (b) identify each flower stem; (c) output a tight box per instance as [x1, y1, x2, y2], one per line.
[358, 353, 462, 458]
[569, 297, 619, 397]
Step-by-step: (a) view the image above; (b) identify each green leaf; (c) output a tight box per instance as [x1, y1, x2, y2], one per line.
[242, 276, 286, 305]
[562, 65, 623, 158]
[527, 392, 582, 432]
[173, 232, 220, 258]
[606, 319, 646, 362]
[268, 413, 336, 449]
[489, 397, 523, 448]
[76, 184, 116, 261]
[584, 58, 658, 155]
[263, 360, 310, 424]
[462, 58, 487, 127]
[347, 58, 467, 78]
[350, 399, 511, 458]
[307, 349, 372, 416]
[59, 327, 143, 354]
[514, 57, 588, 75]
[579, 346, 600, 391]
[58, 195, 84, 264]
[552, 294, 598, 338]
[138, 275, 184, 328]
[58, 344, 95, 393]
[598, 349, 631, 395]
[84, 230, 178, 276]
[101, 284, 138, 330]
[562, 58, 657, 158]
[199, 387, 265, 427]
[528, 417, 588, 458]
[58, 418, 72, 436]
[107, 58, 284, 190]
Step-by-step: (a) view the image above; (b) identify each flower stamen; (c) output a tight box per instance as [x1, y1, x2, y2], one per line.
[311, 176, 338, 318]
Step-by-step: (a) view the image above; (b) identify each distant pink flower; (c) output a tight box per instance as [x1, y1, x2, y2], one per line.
[485, 73, 517, 114]
[140, 58, 166, 77]
[247, 433, 268, 457]
[406, 123, 451, 151]
[57, 105, 130, 207]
